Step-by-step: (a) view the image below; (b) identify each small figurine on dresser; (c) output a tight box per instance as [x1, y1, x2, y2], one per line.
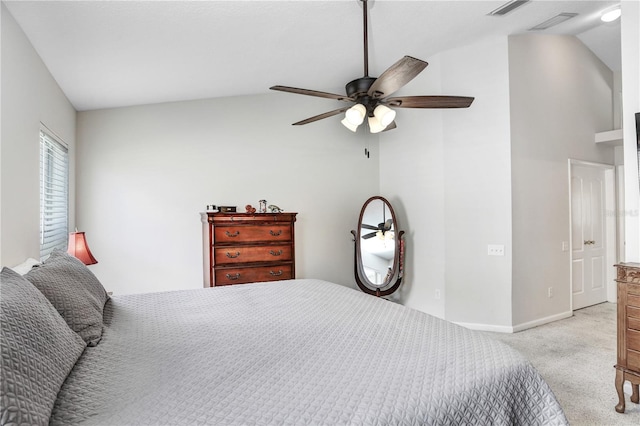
[268, 205, 283, 213]
[245, 204, 257, 214]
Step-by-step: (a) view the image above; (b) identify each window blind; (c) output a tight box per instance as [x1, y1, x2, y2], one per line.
[40, 129, 69, 260]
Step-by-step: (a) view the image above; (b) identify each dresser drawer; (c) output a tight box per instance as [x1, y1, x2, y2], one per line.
[628, 350, 640, 371]
[214, 245, 292, 265]
[628, 329, 640, 352]
[629, 317, 640, 332]
[628, 294, 640, 309]
[629, 283, 640, 296]
[214, 225, 291, 244]
[629, 306, 640, 319]
[214, 264, 293, 285]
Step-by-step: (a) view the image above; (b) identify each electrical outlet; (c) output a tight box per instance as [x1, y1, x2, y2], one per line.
[487, 245, 505, 256]
[561, 241, 569, 252]
[435, 289, 441, 300]
[548, 287, 553, 298]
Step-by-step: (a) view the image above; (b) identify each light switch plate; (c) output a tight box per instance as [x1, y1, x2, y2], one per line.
[488, 245, 505, 256]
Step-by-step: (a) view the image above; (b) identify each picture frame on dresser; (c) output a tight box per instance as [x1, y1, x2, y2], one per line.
[201, 212, 297, 287]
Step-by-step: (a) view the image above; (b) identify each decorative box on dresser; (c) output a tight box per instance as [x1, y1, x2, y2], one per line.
[201, 212, 297, 287]
[615, 262, 640, 413]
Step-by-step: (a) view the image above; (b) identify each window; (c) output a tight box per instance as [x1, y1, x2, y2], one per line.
[40, 128, 69, 260]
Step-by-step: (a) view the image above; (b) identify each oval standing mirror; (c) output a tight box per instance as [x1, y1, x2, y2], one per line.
[351, 196, 405, 297]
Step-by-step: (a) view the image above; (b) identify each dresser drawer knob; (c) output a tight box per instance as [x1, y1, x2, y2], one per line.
[225, 230, 240, 237]
[225, 273, 241, 280]
[269, 249, 283, 256]
[226, 251, 241, 258]
[269, 230, 283, 236]
[270, 270, 283, 276]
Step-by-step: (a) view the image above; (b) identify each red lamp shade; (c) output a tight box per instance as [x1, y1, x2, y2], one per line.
[67, 232, 98, 265]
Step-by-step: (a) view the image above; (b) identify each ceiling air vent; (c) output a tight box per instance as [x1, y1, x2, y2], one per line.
[528, 13, 578, 30]
[488, 0, 530, 16]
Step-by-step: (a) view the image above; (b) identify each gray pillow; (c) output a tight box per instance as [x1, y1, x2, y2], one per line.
[0, 267, 87, 426]
[25, 248, 109, 346]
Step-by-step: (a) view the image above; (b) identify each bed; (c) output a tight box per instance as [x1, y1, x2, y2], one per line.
[1, 251, 568, 425]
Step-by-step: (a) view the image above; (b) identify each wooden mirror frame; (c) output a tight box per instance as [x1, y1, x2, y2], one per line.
[351, 196, 405, 297]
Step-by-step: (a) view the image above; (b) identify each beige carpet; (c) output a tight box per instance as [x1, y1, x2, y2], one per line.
[483, 303, 640, 425]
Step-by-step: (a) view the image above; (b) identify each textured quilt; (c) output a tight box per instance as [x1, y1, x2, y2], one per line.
[51, 279, 568, 425]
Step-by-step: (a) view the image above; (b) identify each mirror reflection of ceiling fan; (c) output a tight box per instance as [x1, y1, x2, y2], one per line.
[361, 219, 393, 240]
[270, 0, 474, 134]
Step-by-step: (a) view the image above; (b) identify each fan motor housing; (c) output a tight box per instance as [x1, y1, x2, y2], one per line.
[345, 77, 376, 98]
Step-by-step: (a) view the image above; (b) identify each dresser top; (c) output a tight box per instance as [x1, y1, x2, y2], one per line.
[615, 262, 640, 269]
[201, 212, 297, 223]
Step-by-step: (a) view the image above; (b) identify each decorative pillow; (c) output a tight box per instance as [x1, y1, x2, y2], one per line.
[0, 267, 86, 426]
[10, 257, 41, 275]
[25, 249, 109, 346]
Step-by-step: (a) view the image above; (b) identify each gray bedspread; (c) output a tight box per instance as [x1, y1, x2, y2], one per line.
[51, 279, 568, 425]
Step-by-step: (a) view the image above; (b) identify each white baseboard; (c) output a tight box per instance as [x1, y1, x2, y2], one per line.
[453, 322, 515, 333]
[454, 310, 573, 333]
[512, 310, 573, 332]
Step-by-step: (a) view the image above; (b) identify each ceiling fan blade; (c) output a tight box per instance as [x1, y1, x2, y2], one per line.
[367, 56, 428, 99]
[292, 107, 350, 126]
[270, 85, 353, 102]
[382, 121, 397, 132]
[362, 232, 377, 239]
[385, 96, 474, 109]
[361, 224, 379, 230]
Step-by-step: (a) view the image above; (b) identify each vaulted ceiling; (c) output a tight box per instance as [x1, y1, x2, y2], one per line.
[3, 0, 621, 111]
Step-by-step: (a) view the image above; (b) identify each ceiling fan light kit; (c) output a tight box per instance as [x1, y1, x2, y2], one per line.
[374, 105, 396, 127]
[345, 104, 367, 126]
[368, 116, 386, 134]
[270, 0, 474, 134]
[341, 117, 359, 132]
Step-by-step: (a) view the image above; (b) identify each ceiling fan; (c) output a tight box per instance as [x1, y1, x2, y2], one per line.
[361, 218, 393, 240]
[270, 0, 474, 134]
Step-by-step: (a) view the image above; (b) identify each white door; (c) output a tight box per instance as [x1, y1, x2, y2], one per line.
[571, 164, 607, 310]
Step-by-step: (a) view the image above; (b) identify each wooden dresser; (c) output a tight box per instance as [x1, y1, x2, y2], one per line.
[615, 262, 640, 413]
[201, 212, 297, 287]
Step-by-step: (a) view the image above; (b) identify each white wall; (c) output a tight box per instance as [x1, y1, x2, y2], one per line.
[0, 4, 76, 267]
[379, 36, 513, 327]
[441, 37, 513, 329]
[379, 59, 446, 318]
[508, 34, 615, 327]
[381, 33, 619, 331]
[621, 0, 640, 262]
[76, 95, 379, 294]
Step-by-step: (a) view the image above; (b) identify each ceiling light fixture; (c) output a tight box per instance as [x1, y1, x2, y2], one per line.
[368, 115, 386, 134]
[270, 0, 474, 135]
[601, 7, 621, 23]
[528, 13, 578, 31]
[346, 104, 366, 125]
[342, 104, 396, 133]
[368, 106, 397, 134]
[341, 117, 359, 132]
[373, 105, 396, 128]
[342, 104, 366, 132]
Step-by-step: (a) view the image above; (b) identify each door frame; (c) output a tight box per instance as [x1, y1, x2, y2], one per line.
[568, 159, 617, 311]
